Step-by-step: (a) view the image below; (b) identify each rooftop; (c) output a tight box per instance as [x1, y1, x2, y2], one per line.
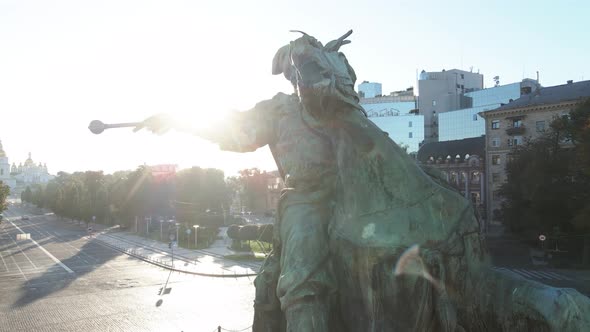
[491, 80, 590, 112]
[417, 136, 485, 163]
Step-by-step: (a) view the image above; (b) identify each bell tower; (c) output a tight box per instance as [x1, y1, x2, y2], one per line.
[0, 140, 11, 181]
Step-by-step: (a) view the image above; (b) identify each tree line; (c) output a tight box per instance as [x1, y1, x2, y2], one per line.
[20, 166, 272, 227]
[0, 181, 9, 214]
[499, 99, 590, 235]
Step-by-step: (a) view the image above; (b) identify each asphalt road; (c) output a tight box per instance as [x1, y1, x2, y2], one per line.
[0, 205, 255, 332]
[487, 232, 590, 297]
[2, 204, 588, 332]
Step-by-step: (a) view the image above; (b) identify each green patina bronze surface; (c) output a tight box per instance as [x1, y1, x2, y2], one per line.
[140, 30, 590, 331]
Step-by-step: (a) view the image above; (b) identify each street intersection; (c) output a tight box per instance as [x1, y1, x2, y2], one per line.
[0, 205, 255, 332]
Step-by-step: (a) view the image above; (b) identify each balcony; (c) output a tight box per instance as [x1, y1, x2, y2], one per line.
[506, 125, 525, 135]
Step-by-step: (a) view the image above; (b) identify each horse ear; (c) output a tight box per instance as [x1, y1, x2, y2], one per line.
[324, 30, 353, 52]
[289, 30, 310, 37]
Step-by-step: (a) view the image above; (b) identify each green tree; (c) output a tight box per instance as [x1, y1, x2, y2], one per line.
[0, 181, 9, 213]
[82, 171, 106, 222]
[237, 168, 268, 213]
[116, 166, 153, 224]
[27, 164, 229, 233]
[21, 186, 32, 203]
[31, 184, 45, 208]
[174, 167, 227, 225]
[500, 98, 590, 234]
[563, 98, 590, 231]
[499, 131, 577, 233]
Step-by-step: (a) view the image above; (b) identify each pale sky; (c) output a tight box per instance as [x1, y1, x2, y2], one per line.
[1, 0, 588, 177]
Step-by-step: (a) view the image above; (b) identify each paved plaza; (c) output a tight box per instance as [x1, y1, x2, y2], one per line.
[1, 204, 588, 331]
[0, 205, 256, 332]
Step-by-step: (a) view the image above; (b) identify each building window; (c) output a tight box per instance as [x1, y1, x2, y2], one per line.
[508, 136, 523, 146]
[473, 114, 478, 121]
[491, 120, 500, 129]
[408, 121, 412, 128]
[492, 155, 501, 165]
[512, 119, 522, 128]
[460, 74, 465, 79]
[471, 171, 480, 184]
[491, 137, 500, 147]
[409, 132, 413, 138]
[470, 192, 481, 205]
[461, 172, 468, 184]
[432, 100, 436, 106]
[0, 169, 3, 176]
[536, 120, 546, 132]
[492, 173, 500, 183]
[449, 172, 459, 185]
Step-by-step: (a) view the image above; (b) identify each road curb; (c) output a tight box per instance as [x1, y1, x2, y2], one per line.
[94, 235, 259, 278]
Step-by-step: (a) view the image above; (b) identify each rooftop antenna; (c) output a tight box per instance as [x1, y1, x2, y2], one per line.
[493, 76, 500, 87]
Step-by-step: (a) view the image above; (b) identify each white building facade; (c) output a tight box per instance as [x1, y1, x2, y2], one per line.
[358, 81, 383, 98]
[0, 141, 16, 189]
[11, 152, 54, 186]
[438, 79, 541, 142]
[360, 93, 423, 153]
[368, 115, 425, 153]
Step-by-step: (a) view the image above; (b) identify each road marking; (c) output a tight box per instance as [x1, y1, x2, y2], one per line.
[543, 271, 572, 280]
[6, 229, 38, 269]
[8, 252, 27, 280]
[23, 218, 124, 274]
[533, 270, 556, 279]
[526, 270, 553, 279]
[0, 251, 9, 272]
[512, 268, 535, 279]
[493, 267, 572, 281]
[9, 221, 74, 274]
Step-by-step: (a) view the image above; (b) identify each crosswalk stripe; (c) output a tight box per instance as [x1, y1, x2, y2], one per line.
[514, 268, 536, 279]
[528, 270, 556, 279]
[536, 271, 562, 280]
[493, 266, 572, 281]
[542, 271, 571, 280]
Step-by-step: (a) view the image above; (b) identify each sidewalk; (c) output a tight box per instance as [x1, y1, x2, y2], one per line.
[56, 214, 263, 277]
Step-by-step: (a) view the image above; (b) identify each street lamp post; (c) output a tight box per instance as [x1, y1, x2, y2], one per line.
[185, 228, 191, 247]
[193, 225, 200, 248]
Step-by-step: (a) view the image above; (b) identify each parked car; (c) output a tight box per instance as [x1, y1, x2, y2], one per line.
[21, 215, 30, 220]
